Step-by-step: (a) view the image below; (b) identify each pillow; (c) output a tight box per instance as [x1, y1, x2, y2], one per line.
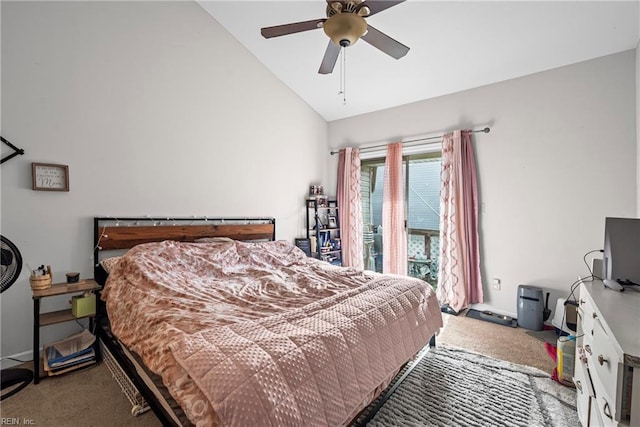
[193, 237, 234, 243]
[195, 237, 273, 244]
[100, 256, 122, 274]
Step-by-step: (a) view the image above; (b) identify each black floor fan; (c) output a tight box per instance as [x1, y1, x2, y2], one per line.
[1, 235, 34, 400]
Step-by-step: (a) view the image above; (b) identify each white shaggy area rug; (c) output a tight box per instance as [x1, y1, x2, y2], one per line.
[362, 346, 578, 427]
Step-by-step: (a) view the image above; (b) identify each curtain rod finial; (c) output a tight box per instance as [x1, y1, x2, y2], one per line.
[483, 127, 490, 133]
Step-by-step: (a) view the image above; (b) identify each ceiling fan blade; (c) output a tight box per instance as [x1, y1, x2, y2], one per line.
[318, 41, 341, 74]
[361, 25, 409, 59]
[358, 0, 406, 17]
[261, 19, 326, 39]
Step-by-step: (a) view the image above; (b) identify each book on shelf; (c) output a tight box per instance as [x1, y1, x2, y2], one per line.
[49, 329, 95, 356]
[43, 329, 96, 374]
[44, 359, 96, 376]
[46, 345, 94, 367]
[44, 347, 96, 374]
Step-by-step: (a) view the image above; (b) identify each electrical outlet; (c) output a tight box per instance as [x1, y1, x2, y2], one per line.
[492, 278, 501, 291]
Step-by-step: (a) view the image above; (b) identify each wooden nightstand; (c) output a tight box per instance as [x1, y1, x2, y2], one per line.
[31, 279, 101, 383]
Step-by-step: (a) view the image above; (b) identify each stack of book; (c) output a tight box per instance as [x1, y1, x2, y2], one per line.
[43, 329, 96, 376]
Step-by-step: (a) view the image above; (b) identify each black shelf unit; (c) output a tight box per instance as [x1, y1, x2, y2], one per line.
[306, 198, 342, 266]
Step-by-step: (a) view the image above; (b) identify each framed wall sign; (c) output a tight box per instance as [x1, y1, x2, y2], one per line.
[294, 238, 312, 257]
[32, 163, 69, 191]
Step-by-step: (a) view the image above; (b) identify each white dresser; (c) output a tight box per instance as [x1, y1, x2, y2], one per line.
[574, 280, 640, 426]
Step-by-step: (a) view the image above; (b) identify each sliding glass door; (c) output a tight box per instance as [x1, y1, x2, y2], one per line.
[361, 153, 441, 288]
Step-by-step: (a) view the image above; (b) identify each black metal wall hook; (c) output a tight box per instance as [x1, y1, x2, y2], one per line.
[1, 136, 25, 164]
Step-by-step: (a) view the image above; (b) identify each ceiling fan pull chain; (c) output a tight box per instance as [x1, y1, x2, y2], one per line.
[340, 47, 347, 105]
[338, 47, 344, 97]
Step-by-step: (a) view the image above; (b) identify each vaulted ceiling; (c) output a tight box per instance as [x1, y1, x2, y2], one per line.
[199, 1, 640, 122]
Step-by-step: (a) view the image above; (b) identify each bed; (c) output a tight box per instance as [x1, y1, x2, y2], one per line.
[93, 217, 443, 426]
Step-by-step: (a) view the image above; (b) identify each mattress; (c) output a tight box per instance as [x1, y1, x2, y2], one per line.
[101, 238, 442, 426]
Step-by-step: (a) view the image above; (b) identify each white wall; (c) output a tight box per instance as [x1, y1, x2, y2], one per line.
[0, 1, 328, 360]
[637, 40, 640, 215]
[328, 51, 637, 318]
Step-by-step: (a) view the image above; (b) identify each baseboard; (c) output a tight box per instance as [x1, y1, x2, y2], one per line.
[0, 349, 34, 369]
[468, 303, 517, 319]
[468, 303, 559, 329]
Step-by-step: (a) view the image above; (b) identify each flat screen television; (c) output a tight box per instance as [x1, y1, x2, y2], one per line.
[603, 217, 640, 286]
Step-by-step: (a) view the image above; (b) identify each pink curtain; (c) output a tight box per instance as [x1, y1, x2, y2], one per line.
[382, 142, 407, 275]
[337, 148, 364, 269]
[437, 130, 483, 313]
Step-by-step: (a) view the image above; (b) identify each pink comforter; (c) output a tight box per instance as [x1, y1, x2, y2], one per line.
[101, 238, 442, 426]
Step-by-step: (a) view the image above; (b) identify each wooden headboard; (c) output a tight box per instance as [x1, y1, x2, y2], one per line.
[93, 216, 276, 279]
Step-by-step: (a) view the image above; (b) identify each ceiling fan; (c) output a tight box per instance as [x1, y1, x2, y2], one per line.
[260, 0, 410, 75]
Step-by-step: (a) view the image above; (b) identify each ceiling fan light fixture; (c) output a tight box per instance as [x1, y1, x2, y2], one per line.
[323, 13, 367, 47]
[329, 2, 343, 13]
[357, 6, 370, 17]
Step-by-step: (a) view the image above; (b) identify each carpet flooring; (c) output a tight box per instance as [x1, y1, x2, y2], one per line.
[366, 345, 577, 427]
[526, 329, 561, 346]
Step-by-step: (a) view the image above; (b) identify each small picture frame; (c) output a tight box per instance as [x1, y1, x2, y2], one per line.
[294, 238, 312, 257]
[32, 162, 69, 191]
[309, 185, 324, 197]
[328, 216, 337, 228]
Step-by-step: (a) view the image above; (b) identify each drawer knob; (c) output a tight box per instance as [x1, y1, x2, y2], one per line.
[574, 379, 583, 393]
[580, 299, 585, 305]
[598, 354, 608, 366]
[603, 401, 613, 419]
[585, 345, 592, 355]
[592, 312, 598, 319]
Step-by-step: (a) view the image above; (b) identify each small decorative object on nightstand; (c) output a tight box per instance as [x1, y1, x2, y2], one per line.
[29, 274, 52, 290]
[66, 272, 80, 283]
[30, 265, 52, 290]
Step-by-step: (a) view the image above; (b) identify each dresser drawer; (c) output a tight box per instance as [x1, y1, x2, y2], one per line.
[574, 353, 599, 426]
[594, 393, 625, 427]
[588, 318, 624, 421]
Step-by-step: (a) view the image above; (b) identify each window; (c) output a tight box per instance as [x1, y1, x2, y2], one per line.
[361, 152, 441, 288]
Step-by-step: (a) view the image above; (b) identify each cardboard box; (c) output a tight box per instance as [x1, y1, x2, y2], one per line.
[72, 294, 96, 318]
[551, 297, 577, 334]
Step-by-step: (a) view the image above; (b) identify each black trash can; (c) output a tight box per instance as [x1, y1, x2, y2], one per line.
[517, 285, 544, 331]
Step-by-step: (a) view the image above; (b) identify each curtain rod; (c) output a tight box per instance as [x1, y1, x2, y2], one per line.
[329, 127, 491, 155]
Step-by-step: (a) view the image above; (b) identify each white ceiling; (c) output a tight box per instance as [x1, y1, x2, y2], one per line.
[198, 1, 640, 122]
